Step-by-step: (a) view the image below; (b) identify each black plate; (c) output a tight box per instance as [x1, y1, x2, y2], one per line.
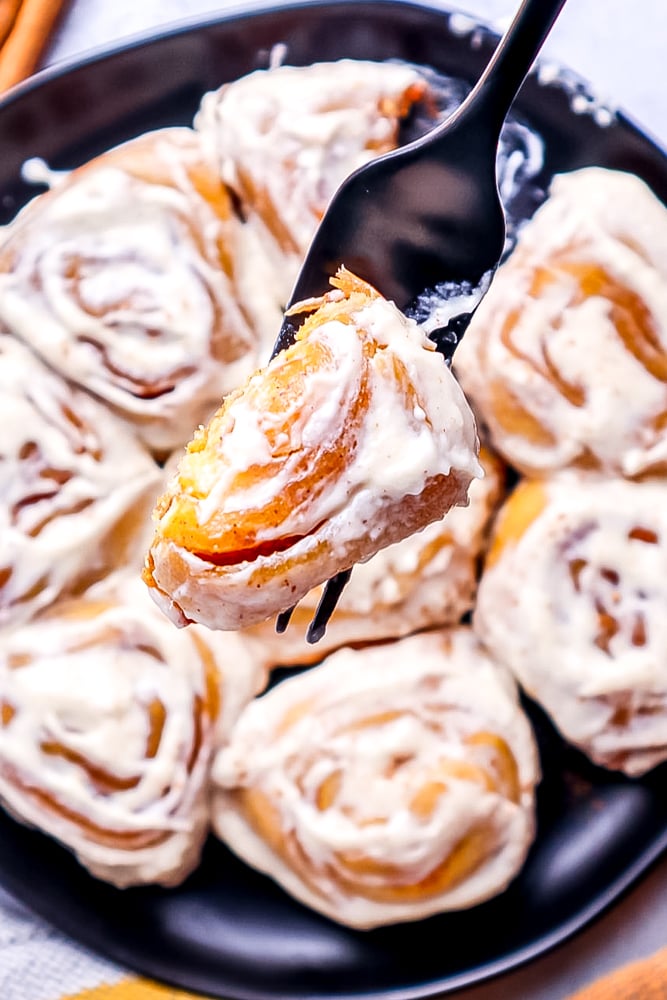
[1, 3, 666, 998]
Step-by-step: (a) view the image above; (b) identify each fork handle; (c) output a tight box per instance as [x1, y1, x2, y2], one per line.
[444, 0, 568, 143]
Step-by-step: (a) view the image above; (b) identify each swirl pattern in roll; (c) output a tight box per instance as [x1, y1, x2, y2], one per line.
[454, 167, 667, 477]
[241, 447, 505, 667]
[143, 269, 481, 631]
[475, 475, 667, 775]
[0, 128, 267, 454]
[0, 572, 265, 887]
[195, 59, 428, 262]
[0, 331, 160, 629]
[212, 627, 539, 928]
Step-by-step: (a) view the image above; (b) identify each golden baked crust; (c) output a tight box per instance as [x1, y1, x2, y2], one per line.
[212, 627, 539, 928]
[143, 269, 481, 631]
[454, 167, 667, 478]
[0, 331, 160, 630]
[475, 474, 667, 775]
[240, 447, 505, 667]
[0, 128, 266, 454]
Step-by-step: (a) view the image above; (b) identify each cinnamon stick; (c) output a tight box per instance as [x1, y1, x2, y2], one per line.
[0, 0, 22, 51]
[0, 0, 70, 94]
[569, 947, 667, 1000]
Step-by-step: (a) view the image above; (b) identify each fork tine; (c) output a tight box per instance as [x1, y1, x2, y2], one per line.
[275, 606, 295, 634]
[305, 569, 352, 644]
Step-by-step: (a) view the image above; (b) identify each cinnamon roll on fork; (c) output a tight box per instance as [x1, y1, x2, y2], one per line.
[143, 269, 481, 633]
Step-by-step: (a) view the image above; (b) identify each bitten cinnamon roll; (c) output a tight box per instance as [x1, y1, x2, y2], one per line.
[0, 128, 267, 454]
[475, 475, 667, 776]
[454, 168, 667, 478]
[143, 269, 481, 631]
[195, 59, 429, 269]
[212, 627, 539, 928]
[0, 572, 263, 887]
[241, 447, 505, 667]
[0, 332, 160, 629]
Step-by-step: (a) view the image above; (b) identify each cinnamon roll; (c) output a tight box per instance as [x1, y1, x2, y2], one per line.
[0, 331, 160, 629]
[0, 572, 263, 887]
[241, 447, 505, 667]
[475, 474, 667, 775]
[195, 59, 429, 267]
[454, 167, 667, 478]
[212, 627, 539, 928]
[0, 128, 267, 454]
[143, 269, 481, 631]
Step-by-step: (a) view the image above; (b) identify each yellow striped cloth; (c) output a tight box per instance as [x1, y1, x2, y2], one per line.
[63, 984, 201, 999]
[0, 888, 211, 1000]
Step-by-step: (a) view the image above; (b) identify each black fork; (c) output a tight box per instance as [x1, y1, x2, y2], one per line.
[272, 0, 568, 643]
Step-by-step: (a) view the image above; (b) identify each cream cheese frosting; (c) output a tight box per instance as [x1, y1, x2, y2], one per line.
[454, 167, 667, 477]
[241, 447, 504, 666]
[0, 573, 220, 887]
[0, 331, 161, 629]
[0, 129, 266, 454]
[474, 474, 667, 776]
[144, 271, 481, 630]
[195, 58, 427, 262]
[212, 627, 539, 928]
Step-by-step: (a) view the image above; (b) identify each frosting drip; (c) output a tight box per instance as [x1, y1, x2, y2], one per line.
[145, 271, 481, 630]
[454, 167, 667, 477]
[0, 129, 265, 454]
[213, 627, 539, 928]
[0, 332, 160, 629]
[475, 474, 667, 775]
[0, 574, 220, 886]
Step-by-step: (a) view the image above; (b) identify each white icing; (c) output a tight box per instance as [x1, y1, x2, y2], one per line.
[448, 13, 480, 37]
[241, 450, 502, 667]
[536, 62, 617, 128]
[0, 332, 161, 629]
[0, 574, 213, 886]
[0, 571, 266, 885]
[0, 129, 265, 454]
[195, 59, 424, 257]
[148, 279, 481, 630]
[454, 167, 667, 477]
[212, 627, 539, 928]
[20, 156, 68, 188]
[474, 475, 667, 776]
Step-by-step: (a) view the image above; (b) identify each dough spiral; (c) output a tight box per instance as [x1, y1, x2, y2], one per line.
[195, 59, 428, 261]
[0, 574, 225, 886]
[213, 627, 539, 928]
[0, 129, 265, 454]
[475, 474, 667, 775]
[143, 269, 480, 631]
[454, 168, 667, 478]
[0, 331, 160, 629]
[241, 447, 505, 667]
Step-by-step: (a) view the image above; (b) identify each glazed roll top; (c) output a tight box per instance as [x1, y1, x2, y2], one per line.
[475, 475, 667, 775]
[143, 269, 481, 631]
[0, 128, 267, 454]
[0, 574, 226, 887]
[0, 331, 160, 629]
[454, 167, 667, 477]
[212, 627, 539, 928]
[195, 59, 428, 259]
